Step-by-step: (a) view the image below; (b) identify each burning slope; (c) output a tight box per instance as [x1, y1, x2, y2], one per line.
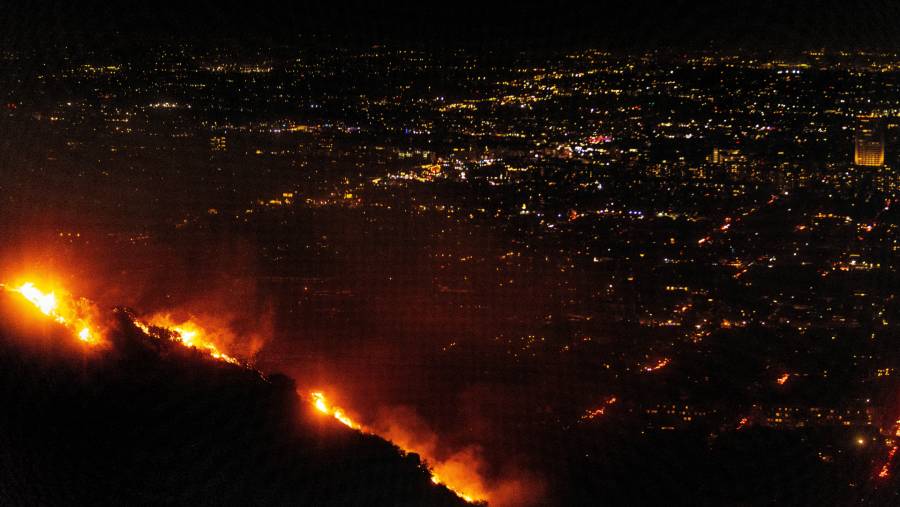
[1, 282, 101, 345]
[306, 391, 489, 504]
[311, 391, 363, 430]
[133, 314, 241, 365]
[876, 418, 900, 479]
[0, 278, 487, 505]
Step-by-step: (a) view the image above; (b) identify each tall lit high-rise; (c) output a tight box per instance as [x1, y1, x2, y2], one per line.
[854, 116, 885, 167]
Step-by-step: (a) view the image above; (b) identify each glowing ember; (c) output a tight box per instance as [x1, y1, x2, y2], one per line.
[582, 407, 605, 420]
[776, 373, 790, 385]
[643, 358, 670, 372]
[580, 396, 618, 421]
[879, 446, 898, 479]
[876, 418, 900, 479]
[2, 281, 101, 345]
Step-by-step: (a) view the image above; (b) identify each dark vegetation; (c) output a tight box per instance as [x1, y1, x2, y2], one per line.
[0, 293, 467, 507]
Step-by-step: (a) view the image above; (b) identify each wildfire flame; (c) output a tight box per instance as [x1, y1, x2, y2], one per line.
[1, 278, 485, 504]
[134, 315, 241, 365]
[16, 283, 57, 315]
[432, 474, 476, 503]
[877, 419, 900, 479]
[1, 282, 100, 345]
[879, 446, 897, 479]
[580, 396, 618, 422]
[643, 357, 670, 372]
[306, 390, 486, 504]
[310, 391, 362, 430]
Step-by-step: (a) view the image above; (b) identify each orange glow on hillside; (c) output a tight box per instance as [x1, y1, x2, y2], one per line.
[1, 281, 101, 345]
[877, 419, 900, 479]
[135, 314, 241, 365]
[643, 357, 670, 372]
[1, 275, 488, 505]
[432, 473, 476, 503]
[879, 446, 898, 479]
[16, 282, 58, 315]
[310, 391, 362, 430]
[306, 390, 486, 504]
[580, 396, 618, 422]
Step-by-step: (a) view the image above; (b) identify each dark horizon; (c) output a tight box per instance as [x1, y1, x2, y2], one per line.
[7, 0, 900, 53]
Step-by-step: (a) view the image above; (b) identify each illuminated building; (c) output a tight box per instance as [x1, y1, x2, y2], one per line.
[707, 148, 748, 178]
[854, 116, 885, 167]
[210, 136, 227, 152]
[707, 148, 743, 165]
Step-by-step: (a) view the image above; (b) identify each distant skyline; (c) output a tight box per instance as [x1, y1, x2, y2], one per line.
[6, 1, 900, 52]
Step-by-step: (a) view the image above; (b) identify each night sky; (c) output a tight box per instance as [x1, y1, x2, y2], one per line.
[6, 1, 900, 51]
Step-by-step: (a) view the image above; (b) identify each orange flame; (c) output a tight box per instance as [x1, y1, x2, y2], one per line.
[643, 357, 670, 372]
[877, 418, 900, 479]
[306, 390, 485, 504]
[432, 472, 477, 503]
[2, 281, 101, 345]
[2, 277, 487, 504]
[134, 315, 241, 365]
[879, 446, 898, 479]
[310, 391, 362, 430]
[580, 396, 618, 421]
